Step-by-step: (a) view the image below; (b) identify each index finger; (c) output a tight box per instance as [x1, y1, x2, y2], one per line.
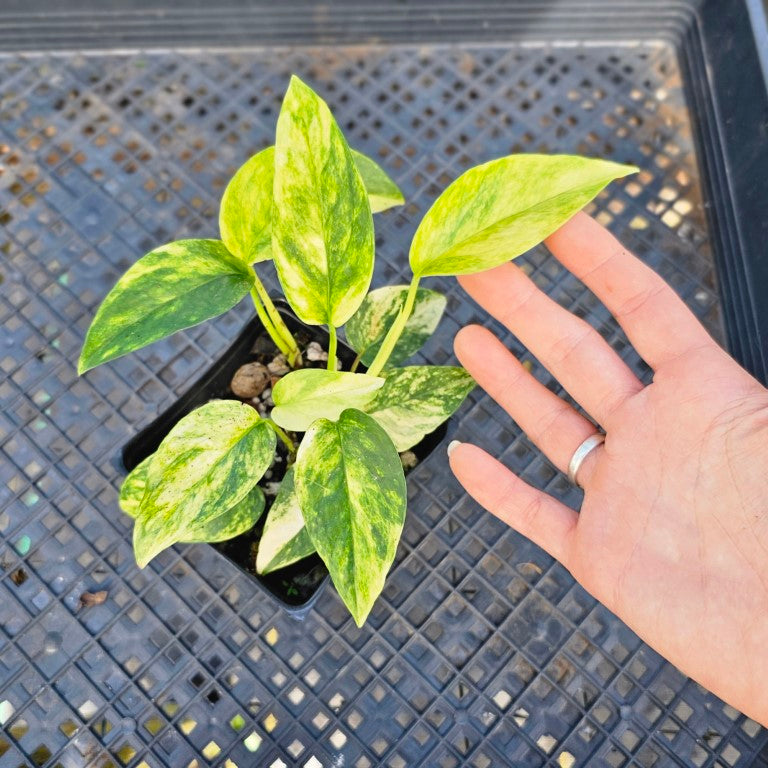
[544, 212, 713, 369]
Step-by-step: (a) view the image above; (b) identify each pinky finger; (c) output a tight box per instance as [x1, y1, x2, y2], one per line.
[449, 442, 577, 566]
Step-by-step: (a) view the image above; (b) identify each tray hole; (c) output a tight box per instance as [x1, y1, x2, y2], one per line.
[190, 671, 206, 688]
[205, 688, 221, 705]
[202, 740, 221, 759]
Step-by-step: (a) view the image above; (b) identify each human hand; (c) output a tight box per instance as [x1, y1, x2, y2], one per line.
[449, 212, 768, 724]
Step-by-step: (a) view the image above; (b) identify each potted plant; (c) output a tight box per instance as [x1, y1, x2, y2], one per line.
[79, 75, 636, 626]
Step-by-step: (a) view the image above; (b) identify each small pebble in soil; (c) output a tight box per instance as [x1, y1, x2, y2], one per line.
[305, 341, 328, 362]
[267, 354, 290, 377]
[263, 482, 281, 496]
[231, 362, 270, 398]
[400, 451, 418, 470]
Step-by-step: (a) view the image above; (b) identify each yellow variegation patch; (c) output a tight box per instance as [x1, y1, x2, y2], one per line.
[119, 455, 152, 518]
[345, 285, 446, 367]
[350, 151, 404, 213]
[220, 147, 401, 266]
[410, 154, 637, 277]
[272, 76, 375, 326]
[255, 467, 315, 574]
[295, 409, 406, 627]
[79, 239, 254, 373]
[133, 401, 276, 567]
[367, 366, 475, 451]
[184, 484, 266, 543]
[219, 146, 275, 264]
[271, 369, 384, 432]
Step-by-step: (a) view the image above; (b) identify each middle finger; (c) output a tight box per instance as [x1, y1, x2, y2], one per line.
[459, 262, 642, 427]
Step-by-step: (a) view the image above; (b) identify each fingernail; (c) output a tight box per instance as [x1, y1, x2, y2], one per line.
[447, 440, 462, 457]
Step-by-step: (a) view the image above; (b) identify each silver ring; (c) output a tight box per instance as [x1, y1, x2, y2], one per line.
[568, 432, 605, 487]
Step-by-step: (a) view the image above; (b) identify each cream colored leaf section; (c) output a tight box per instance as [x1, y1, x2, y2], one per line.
[133, 400, 275, 567]
[256, 467, 315, 574]
[272, 75, 374, 326]
[410, 154, 637, 277]
[271, 369, 384, 432]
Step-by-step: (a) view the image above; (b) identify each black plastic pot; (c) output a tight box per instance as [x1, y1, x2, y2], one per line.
[121, 300, 450, 619]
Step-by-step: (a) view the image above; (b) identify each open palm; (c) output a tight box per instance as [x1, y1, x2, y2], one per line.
[449, 212, 768, 724]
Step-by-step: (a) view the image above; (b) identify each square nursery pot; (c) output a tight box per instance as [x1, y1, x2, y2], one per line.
[121, 299, 452, 620]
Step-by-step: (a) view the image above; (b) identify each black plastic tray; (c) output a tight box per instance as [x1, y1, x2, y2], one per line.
[2, 3, 768, 767]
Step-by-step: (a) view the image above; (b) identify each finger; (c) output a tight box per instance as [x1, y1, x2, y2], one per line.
[455, 324, 600, 478]
[545, 212, 713, 369]
[458, 264, 642, 427]
[449, 441, 577, 565]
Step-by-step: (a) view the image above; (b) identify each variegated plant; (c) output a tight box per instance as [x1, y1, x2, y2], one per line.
[79, 74, 636, 626]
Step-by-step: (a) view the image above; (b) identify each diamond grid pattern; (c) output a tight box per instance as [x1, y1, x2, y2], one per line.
[0, 44, 766, 768]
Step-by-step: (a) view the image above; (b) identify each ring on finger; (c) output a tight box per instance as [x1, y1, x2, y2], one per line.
[568, 432, 605, 488]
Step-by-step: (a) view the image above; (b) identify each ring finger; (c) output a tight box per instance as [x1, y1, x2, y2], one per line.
[455, 324, 602, 481]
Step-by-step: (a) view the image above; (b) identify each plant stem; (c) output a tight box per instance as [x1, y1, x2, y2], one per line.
[266, 419, 297, 455]
[249, 285, 292, 360]
[350, 353, 362, 373]
[366, 274, 420, 377]
[250, 270, 302, 366]
[327, 324, 337, 371]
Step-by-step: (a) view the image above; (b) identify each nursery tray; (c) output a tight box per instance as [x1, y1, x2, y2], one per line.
[1, 2, 768, 767]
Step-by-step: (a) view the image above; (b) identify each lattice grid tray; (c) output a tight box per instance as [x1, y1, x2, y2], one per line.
[1, 43, 766, 767]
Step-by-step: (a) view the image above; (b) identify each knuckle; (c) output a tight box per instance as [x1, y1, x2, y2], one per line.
[546, 322, 595, 368]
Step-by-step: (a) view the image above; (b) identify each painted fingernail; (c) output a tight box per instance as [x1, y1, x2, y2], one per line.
[447, 440, 462, 457]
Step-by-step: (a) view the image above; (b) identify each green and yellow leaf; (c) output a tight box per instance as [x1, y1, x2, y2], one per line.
[367, 366, 475, 451]
[410, 154, 638, 277]
[272, 75, 374, 326]
[119, 455, 152, 518]
[271, 369, 384, 432]
[219, 147, 402, 265]
[184, 484, 266, 543]
[295, 409, 406, 627]
[120, 453, 265, 542]
[255, 467, 315, 574]
[133, 401, 275, 567]
[219, 147, 274, 264]
[79, 239, 254, 373]
[345, 285, 446, 367]
[351, 151, 404, 213]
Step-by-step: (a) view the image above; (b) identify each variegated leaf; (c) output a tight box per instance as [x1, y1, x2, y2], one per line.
[219, 146, 274, 264]
[272, 75, 374, 326]
[271, 369, 384, 432]
[367, 366, 475, 451]
[120, 454, 265, 542]
[184, 484, 266, 543]
[134, 401, 276, 567]
[345, 285, 446, 367]
[119, 455, 152, 518]
[295, 409, 406, 627]
[219, 147, 402, 265]
[351, 151, 404, 213]
[79, 240, 253, 373]
[255, 467, 315, 574]
[410, 154, 638, 277]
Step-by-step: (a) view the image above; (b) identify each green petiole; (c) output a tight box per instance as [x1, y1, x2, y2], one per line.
[266, 419, 297, 455]
[327, 324, 337, 371]
[249, 270, 302, 367]
[366, 274, 421, 377]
